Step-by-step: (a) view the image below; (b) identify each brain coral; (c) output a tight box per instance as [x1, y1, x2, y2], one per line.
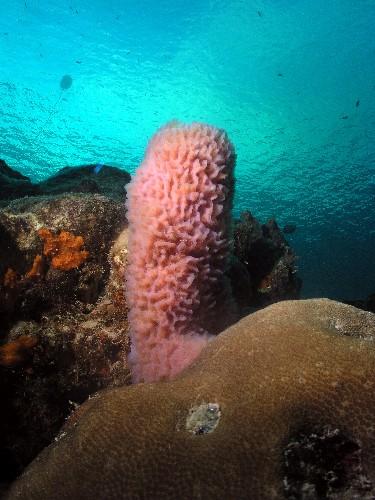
[6, 299, 375, 500]
[125, 121, 236, 383]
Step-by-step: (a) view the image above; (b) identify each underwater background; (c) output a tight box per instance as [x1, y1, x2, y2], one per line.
[0, 0, 374, 300]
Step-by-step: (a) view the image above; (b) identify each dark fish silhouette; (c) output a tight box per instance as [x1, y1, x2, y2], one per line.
[37, 75, 73, 139]
[283, 224, 297, 234]
[356, 99, 360, 107]
[341, 115, 349, 120]
[60, 75, 73, 90]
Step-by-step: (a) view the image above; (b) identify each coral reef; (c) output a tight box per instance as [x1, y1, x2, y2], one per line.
[0, 308, 130, 491]
[0, 155, 304, 494]
[0, 195, 130, 490]
[126, 122, 236, 383]
[0, 188, 300, 491]
[5, 299, 375, 500]
[0, 194, 125, 330]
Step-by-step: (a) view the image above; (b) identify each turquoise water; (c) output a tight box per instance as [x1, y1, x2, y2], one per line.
[0, 0, 374, 300]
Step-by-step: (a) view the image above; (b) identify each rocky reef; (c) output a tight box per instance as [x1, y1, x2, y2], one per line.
[232, 211, 301, 311]
[0, 194, 125, 329]
[0, 160, 131, 207]
[0, 160, 40, 205]
[0, 161, 133, 491]
[37, 164, 131, 202]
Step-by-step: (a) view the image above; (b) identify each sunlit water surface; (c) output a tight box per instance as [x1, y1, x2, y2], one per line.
[1, 0, 374, 299]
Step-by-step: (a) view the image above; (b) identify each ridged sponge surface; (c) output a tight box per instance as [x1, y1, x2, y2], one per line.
[125, 122, 235, 382]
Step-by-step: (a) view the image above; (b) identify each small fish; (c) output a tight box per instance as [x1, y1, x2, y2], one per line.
[94, 163, 104, 174]
[341, 115, 349, 120]
[277, 72, 283, 77]
[257, 10, 263, 17]
[76, 60, 82, 64]
[355, 99, 360, 107]
[283, 224, 297, 235]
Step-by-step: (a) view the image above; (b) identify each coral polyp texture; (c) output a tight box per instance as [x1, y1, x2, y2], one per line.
[125, 122, 236, 383]
[5, 300, 375, 500]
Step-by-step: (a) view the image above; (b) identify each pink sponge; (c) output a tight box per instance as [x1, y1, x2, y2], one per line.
[125, 122, 236, 383]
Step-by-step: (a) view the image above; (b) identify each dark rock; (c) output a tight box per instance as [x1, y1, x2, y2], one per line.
[231, 211, 301, 309]
[38, 165, 131, 201]
[73, 178, 101, 194]
[0, 160, 30, 181]
[345, 293, 375, 314]
[0, 160, 40, 205]
[227, 256, 254, 311]
[283, 425, 371, 499]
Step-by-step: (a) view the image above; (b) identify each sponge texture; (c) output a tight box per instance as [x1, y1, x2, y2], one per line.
[125, 122, 235, 382]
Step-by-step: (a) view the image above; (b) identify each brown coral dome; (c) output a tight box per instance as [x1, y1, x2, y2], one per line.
[5, 299, 375, 499]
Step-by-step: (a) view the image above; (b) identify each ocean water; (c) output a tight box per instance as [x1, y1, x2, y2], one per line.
[0, 0, 374, 301]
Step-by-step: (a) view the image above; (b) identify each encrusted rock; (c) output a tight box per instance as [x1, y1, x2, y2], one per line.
[0, 198, 130, 489]
[232, 211, 301, 310]
[0, 194, 126, 330]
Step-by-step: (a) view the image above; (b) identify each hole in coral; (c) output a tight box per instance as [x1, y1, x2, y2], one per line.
[185, 402, 221, 435]
[283, 425, 374, 499]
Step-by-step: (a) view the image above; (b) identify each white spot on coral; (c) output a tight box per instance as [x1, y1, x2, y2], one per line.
[185, 402, 221, 435]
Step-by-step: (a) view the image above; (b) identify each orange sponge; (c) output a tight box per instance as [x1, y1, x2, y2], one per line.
[38, 228, 89, 271]
[0, 335, 38, 367]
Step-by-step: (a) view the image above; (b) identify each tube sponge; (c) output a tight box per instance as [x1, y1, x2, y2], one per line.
[125, 122, 236, 383]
